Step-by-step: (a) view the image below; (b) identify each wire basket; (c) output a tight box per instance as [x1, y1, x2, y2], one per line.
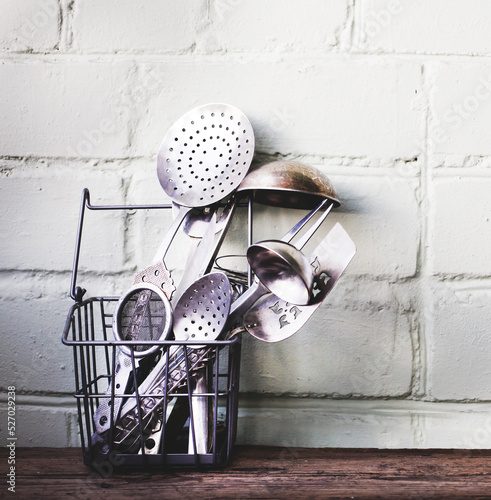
[63, 297, 241, 468]
[62, 190, 243, 469]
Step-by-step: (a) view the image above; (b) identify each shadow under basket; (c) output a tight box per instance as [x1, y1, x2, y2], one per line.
[62, 297, 241, 469]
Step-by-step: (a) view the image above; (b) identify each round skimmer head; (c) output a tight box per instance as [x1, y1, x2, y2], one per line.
[237, 160, 340, 209]
[173, 272, 233, 345]
[157, 103, 255, 208]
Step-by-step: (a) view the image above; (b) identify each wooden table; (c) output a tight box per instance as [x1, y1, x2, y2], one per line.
[2, 447, 491, 499]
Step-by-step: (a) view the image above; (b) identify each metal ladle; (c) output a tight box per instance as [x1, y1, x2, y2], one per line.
[236, 160, 340, 209]
[243, 223, 356, 342]
[246, 202, 333, 305]
[226, 198, 334, 326]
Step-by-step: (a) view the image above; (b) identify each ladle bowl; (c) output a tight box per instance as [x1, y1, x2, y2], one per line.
[247, 240, 313, 305]
[237, 160, 340, 210]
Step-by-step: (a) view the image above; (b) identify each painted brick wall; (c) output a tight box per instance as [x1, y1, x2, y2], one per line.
[1, 0, 491, 449]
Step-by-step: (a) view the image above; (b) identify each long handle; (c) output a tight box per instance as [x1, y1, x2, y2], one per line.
[172, 213, 217, 305]
[283, 198, 329, 244]
[204, 195, 239, 275]
[293, 201, 334, 250]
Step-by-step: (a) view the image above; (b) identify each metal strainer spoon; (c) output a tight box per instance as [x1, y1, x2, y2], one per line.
[173, 272, 233, 346]
[157, 103, 254, 208]
[173, 272, 233, 456]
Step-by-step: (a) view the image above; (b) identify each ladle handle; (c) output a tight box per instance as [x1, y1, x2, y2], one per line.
[294, 201, 334, 250]
[281, 198, 329, 244]
[227, 280, 269, 327]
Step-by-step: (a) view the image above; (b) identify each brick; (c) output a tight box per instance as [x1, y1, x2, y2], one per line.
[430, 176, 491, 276]
[0, 163, 127, 272]
[240, 279, 414, 397]
[0, 0, 60, 52]
[72, 0, 205, 53]
[0, 61, 134, 158]
[238, 399, 491, 448]
[332, 174, 420, 279]
[237, 399, 416, 448]
[358, 0, 491, 55]
[204, 0, 350, 52]
[428, 282, 491, 400]
[133, 59, 422, 161]
[428, 63, 491, 156]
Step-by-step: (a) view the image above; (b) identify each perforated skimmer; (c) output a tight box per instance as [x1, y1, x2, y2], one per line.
[173, 272, 233, 345]
[157, 103, 255, 208]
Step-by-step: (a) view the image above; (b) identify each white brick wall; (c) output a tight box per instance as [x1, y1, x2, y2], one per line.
[1, 0, 491, 450]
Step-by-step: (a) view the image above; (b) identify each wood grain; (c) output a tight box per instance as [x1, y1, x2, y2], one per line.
[2, 447, 491, 499]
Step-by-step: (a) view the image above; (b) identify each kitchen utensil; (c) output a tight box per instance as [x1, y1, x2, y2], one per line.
[157, 103, 254, 208]
[172, 200, 234, 238]
[227, 198, 334, 325]
[172, 195, 240, 456]
[172, 212, 217, 304]
[243, 223, 356, 342]
[134, 103, 253, 296]
[173, 272, 233, 455]
[173, 193, 239, 304]
[246, 200, 334, 305]
[110, 273, 232, 453]
[93, 283, 173, 434]
[237, 160, 339, 287]
[156, 102, 253, 299]
[236, 160, 340, 209]
[173, 272, 232, 346]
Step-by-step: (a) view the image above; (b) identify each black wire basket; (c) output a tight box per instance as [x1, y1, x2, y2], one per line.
[62, 190, 242, 469]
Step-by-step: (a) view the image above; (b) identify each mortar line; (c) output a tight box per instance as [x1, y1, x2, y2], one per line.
[416, 62, 433, 400]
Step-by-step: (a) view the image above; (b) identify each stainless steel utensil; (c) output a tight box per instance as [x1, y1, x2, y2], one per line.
[138, 271, 233, 456]
[227, 198, 334, 325]
[172, 212, 218, 304]
[237, 160, 340, 209]
[246, 202, 334, 305]
[243, 223, 356, 342]
[93, 283, 173, 434]
[157, 103, 254, 208]
[173, 272, 233, 455]
[172, 200, 233, 238]
[173, 272, 232, 346]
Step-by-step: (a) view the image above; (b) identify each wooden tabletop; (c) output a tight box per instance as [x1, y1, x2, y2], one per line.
[2, 446, 491, 499]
